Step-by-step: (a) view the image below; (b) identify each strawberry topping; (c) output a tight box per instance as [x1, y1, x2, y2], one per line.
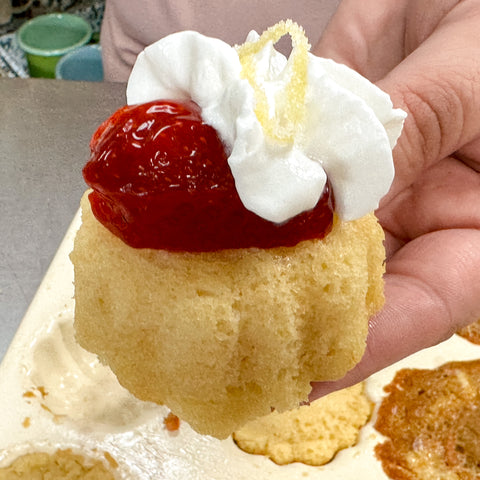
[83, 100, 334, 251]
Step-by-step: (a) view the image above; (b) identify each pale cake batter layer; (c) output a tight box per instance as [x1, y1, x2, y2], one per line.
[71, 193, 385, 438]
[233, 382, 372, 466]
[0, 449, 116, 480]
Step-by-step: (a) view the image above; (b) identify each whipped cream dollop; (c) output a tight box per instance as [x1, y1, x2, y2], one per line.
[126, 29, 406, 223]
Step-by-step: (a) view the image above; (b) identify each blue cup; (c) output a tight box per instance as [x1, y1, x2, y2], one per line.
[55, 44, 103, 82]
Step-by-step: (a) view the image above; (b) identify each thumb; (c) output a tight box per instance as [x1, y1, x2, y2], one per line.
[377, 1, 480, 199]
[316, 0, 480, 198]
[310, 228, 480, 400]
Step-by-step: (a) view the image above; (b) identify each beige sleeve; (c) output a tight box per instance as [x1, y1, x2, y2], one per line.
[100, 0, 341, 82]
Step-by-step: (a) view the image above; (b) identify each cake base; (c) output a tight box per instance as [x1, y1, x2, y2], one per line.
[71, 192, 385, 438]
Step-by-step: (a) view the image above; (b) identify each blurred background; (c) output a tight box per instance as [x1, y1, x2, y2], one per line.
[0, 0, 104, 78]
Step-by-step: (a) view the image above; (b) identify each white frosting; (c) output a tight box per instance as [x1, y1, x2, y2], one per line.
[126, 30, 406, 223]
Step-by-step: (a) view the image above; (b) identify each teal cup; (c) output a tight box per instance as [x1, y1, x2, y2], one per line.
[17, 13, 92, 78]
[55, 44, 103, 82]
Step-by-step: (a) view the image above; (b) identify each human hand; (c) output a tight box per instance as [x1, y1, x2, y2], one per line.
[310, 0, 480, 398]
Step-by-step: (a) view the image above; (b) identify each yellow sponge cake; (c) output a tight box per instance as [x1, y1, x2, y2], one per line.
[72, 193, 384, 438]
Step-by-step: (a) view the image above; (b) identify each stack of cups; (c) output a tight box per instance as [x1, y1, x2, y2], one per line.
[16, 13, 92, 78]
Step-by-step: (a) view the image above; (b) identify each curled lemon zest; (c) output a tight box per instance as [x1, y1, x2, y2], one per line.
[236, 20, 310, 144]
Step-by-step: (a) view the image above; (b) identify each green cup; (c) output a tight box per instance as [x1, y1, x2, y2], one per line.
[17, 13, 92, 78]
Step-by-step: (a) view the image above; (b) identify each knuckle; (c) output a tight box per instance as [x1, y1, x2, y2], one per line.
[394, 74, 466, 165]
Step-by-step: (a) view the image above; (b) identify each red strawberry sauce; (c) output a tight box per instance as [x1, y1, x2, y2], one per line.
[83, 100, 334, 251]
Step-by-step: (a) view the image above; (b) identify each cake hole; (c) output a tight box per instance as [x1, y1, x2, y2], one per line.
[196, 289, 214, 297]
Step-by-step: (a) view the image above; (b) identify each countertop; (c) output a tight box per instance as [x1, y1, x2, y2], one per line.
[0, 78, 126, 361]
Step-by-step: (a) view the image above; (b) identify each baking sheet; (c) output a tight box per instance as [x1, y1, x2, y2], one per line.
[1, 210, 479, 479]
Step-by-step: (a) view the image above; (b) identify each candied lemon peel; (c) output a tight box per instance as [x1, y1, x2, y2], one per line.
[236, 20, 310, 144]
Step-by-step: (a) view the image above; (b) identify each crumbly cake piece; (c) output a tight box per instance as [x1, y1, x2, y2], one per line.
[457, 320, 480, 345]
[72, 192, 385, 438]
[233, 382, 372, 466]
[0, 449, 117, 480]
[374, 359, 480, 480]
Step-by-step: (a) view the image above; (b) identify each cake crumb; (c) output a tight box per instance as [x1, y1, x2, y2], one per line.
[21, 417, 30, 428]
[164, 411, 180, 431]
[39, 402, 64, 424]
[37, 386, 48, 398]
[457, 320, 480, 345]
[103, 452, 118, 469]
[23, 386, 48, 400]
[22, 390, 35, 399]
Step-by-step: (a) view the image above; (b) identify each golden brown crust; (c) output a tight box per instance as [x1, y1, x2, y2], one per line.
[374, 360, 480, 480]
[457, 320, 480, 345]
[71, 192, 385, 438]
